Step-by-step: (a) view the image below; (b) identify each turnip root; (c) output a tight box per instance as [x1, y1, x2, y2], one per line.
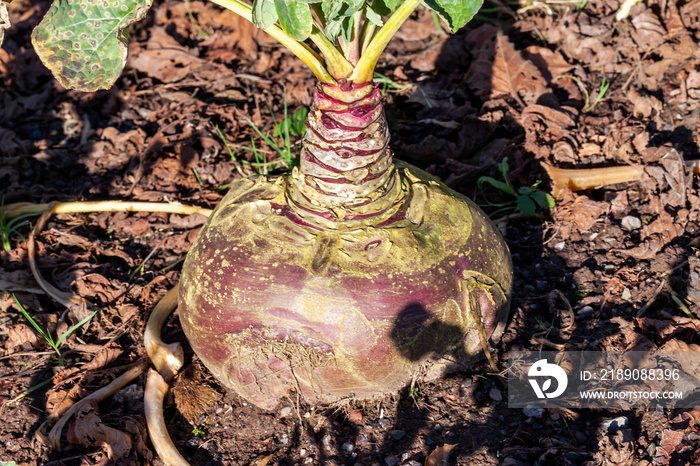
[21, 0, 512, 422]
[179, 82, 512, 410]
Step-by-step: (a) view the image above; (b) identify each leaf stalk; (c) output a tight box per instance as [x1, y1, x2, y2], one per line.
[207, 0, 336, 83]
[350, 0, 421, 84]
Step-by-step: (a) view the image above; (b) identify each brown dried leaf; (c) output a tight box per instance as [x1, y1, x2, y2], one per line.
[652, 407, 700, 466]
[491, 31, 548, 107]
[0, 268, 44, 294]
[425, 443, 457, 466]
[627, 88, 663, 119]
[522, 105, 576, 158]
[552, 191, 609, 234]
[610, 317, 656, 352]
[681, 0, 700, 30]
[46, 383, 81, 419]
[631, 8, 667, 51]
[688, 253, 700, 309]
[653, 428, 684, 466]
[523, 46, 575, 83]
[5, 323, 40, 353]
[616, 233, 668, 260]
[596, 429, 635, 466]
[67, 401, 133, 460]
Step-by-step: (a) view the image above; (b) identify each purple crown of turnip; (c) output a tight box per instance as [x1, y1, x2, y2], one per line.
[20, 0, 511, 410]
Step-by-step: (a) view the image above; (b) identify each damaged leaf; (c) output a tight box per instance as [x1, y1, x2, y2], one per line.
[31, 0, 153, 91]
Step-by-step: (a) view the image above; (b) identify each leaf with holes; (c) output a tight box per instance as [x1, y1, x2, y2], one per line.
[31, 0, 152, 92]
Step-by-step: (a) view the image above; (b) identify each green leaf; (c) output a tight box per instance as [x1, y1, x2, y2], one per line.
[517, 196, 536, 217]
[274, 0, 313, 41]
[370, 0, 402, 16]
[531, 190, 555, 209]
[477, 176, 510, 194]
[364, 4, 384, 26]
[252, 0, 278, 29]
[31, 0, 153, 92]
[423, 0, 482, 32]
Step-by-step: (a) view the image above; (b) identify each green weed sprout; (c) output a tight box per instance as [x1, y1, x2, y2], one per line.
[478, 157, 555, 218]
[12, 294, 98, 358]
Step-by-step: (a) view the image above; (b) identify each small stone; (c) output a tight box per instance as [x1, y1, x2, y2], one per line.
[621, 288, 632, 301]
[577, 306, 594, 318]
[280, 407, 292, 418]
[390, 430, 405, 440]
[378, 418, 391, 429]
[601, 416, 628, 432]
[185, 436, 202, 447]
[322, 434, 332, 446]
[489, 388, 503, 402]
[305, 458, 314, 464]
[341, 442, 354, 452]
[621, 216, 642, 231]
[523, 406, 545, 418]
[385, 454, 400, 466]
[575, 431, 587, 443]
[554, 241, 565, 251]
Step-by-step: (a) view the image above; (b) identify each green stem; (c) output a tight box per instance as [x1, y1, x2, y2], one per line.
[350, 0, 420, 84]
[207, 0, 336, 84]
[309, 28, 354, 80]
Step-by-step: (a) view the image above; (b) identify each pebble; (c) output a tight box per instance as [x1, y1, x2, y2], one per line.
[621, 288, 632, 301]
[341, 442, 354, 452]
[523, 406, 545, 418]
[384, 454, 400, 466]
[378, 418, 391, 429]
[390, 430, 405, 440]
[322, 434, 332, 446]
[575, 431, 587, 443]
[577, 306, 594, 318]
[185, 437, 202, 447]
[554, 241, 566, 251]
[621, 215, 642, 231]
[280, 407, 292, 418]
[601, 416, 628, 432]
[489, 388, 503, 402]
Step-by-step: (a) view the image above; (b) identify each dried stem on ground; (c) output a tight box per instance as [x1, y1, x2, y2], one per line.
[541, 162, 643, 199]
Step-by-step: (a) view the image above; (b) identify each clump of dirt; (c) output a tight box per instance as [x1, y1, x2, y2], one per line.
[1, 0, 700, 464]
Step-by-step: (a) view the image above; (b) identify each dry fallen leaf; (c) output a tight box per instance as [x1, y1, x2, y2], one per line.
[425, 443, 457, 466]
[67, 400, 133, 460]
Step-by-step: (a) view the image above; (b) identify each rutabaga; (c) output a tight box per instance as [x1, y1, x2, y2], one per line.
[21, 0, 512, 410]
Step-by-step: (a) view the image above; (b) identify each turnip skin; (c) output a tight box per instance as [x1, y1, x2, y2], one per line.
[179, 82, 512, 410]
[179, 162, 511, 410]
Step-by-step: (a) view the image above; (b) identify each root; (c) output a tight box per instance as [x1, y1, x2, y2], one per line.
[4, 200, 212, 220]
[9, 199, 211, 463]
[144, 285, 184, 381]
[145, 369, 190, 466]
[541, 162, 642, 200]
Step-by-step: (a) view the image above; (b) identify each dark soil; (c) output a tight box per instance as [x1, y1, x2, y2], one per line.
[2, 0, 700, 465]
